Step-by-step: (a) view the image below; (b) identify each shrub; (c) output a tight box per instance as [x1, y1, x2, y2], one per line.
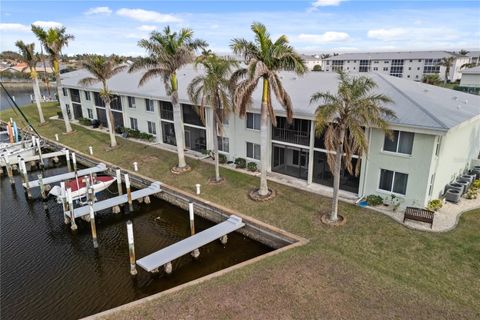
[57, 111, 63, 119]
[124, 128, 155, 142]
[427, 199, 443, 212]
[466, 189, 478, 200]
[365, 195, 383, 206]
[472, 179, 480, 190]
[234, 157, 246, 169]
[78, 117, 91, 126]
[247, 162, 257, 172]
[218, 153, 227, 164]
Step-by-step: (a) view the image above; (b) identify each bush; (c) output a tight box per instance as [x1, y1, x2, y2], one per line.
[247, 161, 257, 172]
[472, 179, 480, 190]
[365, 195, 383, 206]
[57, 111, 63, 119]
[234, 157, 246, 169]
[466, 189, 478, 200]
[78, 117, 91, 126]
[218, 153, 227, 164]
[427, 199, 443, 211]
[123, 128, 155, 142]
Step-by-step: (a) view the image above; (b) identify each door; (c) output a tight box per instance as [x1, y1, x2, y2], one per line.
[72, 103, 83, 119]
[272, 145, 285, 168]
[184, 129, 191, 149]
[112, 111, 124, 129]
[96, 108, 107, 127]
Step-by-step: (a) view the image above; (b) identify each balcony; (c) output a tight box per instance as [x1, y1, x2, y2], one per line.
[272, 127, 310, 146]
[160, 108, 174, 121]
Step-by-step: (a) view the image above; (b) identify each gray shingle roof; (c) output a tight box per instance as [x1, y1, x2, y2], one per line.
[461, 66, 480, 74]
[325, 50, 462, 61]
[61, 66, 480, 132]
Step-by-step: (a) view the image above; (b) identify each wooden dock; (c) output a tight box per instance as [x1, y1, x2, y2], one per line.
[1, 149, 66, 167]
[136, 215, 245, 272]
[25, 163, 107, 188]
[70, 181, 162, 218]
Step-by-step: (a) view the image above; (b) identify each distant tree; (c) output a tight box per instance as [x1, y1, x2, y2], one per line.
[32, 25, 75, 133]
[459, 49, 469, 56]
[422, 74, 442, 85]
[461, 62, 476, 69]
[79, 55, 127, 147]
[437, 57, 455, 85]
[321, 53, 331, 59]
[312, 64, 322, 72]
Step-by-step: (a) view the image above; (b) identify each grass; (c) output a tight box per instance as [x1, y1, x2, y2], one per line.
[2, 103, 479, 319]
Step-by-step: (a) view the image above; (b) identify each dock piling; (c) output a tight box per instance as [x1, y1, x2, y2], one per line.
[65, 150, 71, 172]
[126, 220, 137, 276]
[125, 174, 133, 212]
[189, 203, 200, 259]
[133, 162, 138, 172]
[67, 188, 77, 231]
[5, 157, 14, 185]
[195, 183, 201, 195]
[61, 182, 68, 224]
[164, 262, 172, 274]
[88, 146, 93, 155]
[35, 137, 45, 169]
[116, 169, 123, 196]
[55, 134, 59, 141]
[88, 187, 98, 248]
[71, 152, 77, 173]
[20, 159, 32, 199]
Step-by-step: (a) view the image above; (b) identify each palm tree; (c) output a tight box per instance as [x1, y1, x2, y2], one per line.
[4, 41, 45, 123]
[32, 25, 74, 132]
[188, 51, 237, 182]
[230, 22, 307, 198]
[422, 74, 442, 86]
[129, 26, 206, 172]
[311, 71, 395, 223]
[437, 56, 455, 85]
[78, 55, 127, 147]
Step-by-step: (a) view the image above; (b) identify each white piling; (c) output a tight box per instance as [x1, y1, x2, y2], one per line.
[88, 187, 98, 248]
[71, 152, 77, 172]
[116, 169, 123, 196]
[189, 202, 200, 258]
[220, 235, 228, 245]
[5, 157, 14, 185]
[35, 137, 44, 169]
[133, 162, 138, 172]
[126, 220, 137, 276]
[55, 134, 59, 141]
[164, 262, 172, 274]
[195, 183, 201, 195]
[67, 188, 77, 231]
[125, 174, 133, 212]
[20, 159, 32, 199]
[88, 146, 93, 155]
[65, 149, 71, 171]
[61, 182, 68, 224]
[38, 174, 48, 211]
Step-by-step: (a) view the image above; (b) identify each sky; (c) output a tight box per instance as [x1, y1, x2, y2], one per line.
[1, 0, 479, 56]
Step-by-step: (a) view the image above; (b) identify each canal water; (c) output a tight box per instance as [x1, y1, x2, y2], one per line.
[0, 162, 271, 320]
[0, 86, 51, 110]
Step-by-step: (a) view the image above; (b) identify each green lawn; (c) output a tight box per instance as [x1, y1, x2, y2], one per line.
[2, 103, 479, 319]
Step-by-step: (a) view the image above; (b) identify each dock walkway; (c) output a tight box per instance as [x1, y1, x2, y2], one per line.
[136, 215, 245, 272]
[71, 181, 162, 218]
[26, 163, 107, 188]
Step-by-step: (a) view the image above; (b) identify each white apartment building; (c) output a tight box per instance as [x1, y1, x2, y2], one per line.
[322, 51, 471, 82]
[301, 54, 323, 70]
[59, 67, 480, 209]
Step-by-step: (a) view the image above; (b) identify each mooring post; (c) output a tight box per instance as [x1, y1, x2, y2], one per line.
[65, 149, 71, 172]
[35, 137, 45, 169]
[67, 188, 77, 231]
[189, 202, 200, 258]
[71, 152, 77, 173]
[116, 169, 123, 196]
[88, 187, 98, 248]
[20, 159, 32, 199]
[61, 181, 68, 224]
[133, 162, 138, 172]
[88, 146, 93, 155]
[55, 134, 59, 141]
[13, 121, 19, 143]
[195, 183, 201, 195]
[125, 173, 133, 212]
[126, 220, 137, 275]
[5, 157, 14, 185]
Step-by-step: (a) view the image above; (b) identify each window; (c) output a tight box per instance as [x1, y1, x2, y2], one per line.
[62, 88, 68, 96]
[379, 169, 408, 195]
[423, 59, 441, 74]
[87, 109, 93, 119]
[246, 112, 261, 130]
[390, 60, 404, 77]
[85, 91, 91, 100]
[383, 130, 414, 155]
[246, 142, 260, 160]
[359, 60, 370, 72]
[70, 89, 80, 102]
[160, 101, 174, 120]
[147, 121, 156, 135]
[182, 104, 204, 126]
[130, 117, 138, 130]
[128, 96, 136, 108]
[428, 173, 435, 196]
[435, 136, 442, 156]
[383, 67, 388, 71]
[217, 136, 229, 153]
[94, 92, 104, 107]
[145, 99, 154, 112]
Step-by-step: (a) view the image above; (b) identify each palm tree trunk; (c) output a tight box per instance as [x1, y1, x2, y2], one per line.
[212, 112, 220, 181]
[444, 67, 448, 85]
[105, 101, 117, 147]
[172, 91, 187, 168]
[32, 76, 45, 123]
[330, 128, 345, 221]
[55, 72, 72, 133]
[258, 78, 270, 196]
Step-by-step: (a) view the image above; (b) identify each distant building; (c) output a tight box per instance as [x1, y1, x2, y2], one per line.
[301, 54, 323, 71]
[465, 51, 480, 66]
[322, 51, 472, 82]
[460, 66, 480, 88]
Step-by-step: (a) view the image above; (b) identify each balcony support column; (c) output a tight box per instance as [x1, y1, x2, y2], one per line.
[307, 121, 315, 185]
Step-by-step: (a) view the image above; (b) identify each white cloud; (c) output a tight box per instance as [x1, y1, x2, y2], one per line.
[312, 0, 344, 7]
[85, 7, 112, 16]
[367, 28, 408, 41]
[32, 21, 63, 29]
[0, 23, 30, 32]
[298, 32, 350, 43]
[116, 8, 181, 23]
[137, 25, 157, 32]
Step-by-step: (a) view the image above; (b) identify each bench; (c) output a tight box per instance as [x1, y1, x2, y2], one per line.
[403, 207, 435, 228]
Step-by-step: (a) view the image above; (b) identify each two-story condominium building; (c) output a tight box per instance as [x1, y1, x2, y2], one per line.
[59, 67, 480, 209]
[322, 51, 471, 82]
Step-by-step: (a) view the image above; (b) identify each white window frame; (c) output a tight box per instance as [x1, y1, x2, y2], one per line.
[382, 130, 414, 155]
[130, 117, 138, 131]
[246, 142, 261, 160]
[378, 169, 408, 196]
[217, 136, 229, 153]
[85, 91, 91, 101]
[246, 112, 261, 130]
[128, 96, 136, 108]
[147, 121, 156, 135]
[145, 99, 155, 112]
[87, 108, 93, 119]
